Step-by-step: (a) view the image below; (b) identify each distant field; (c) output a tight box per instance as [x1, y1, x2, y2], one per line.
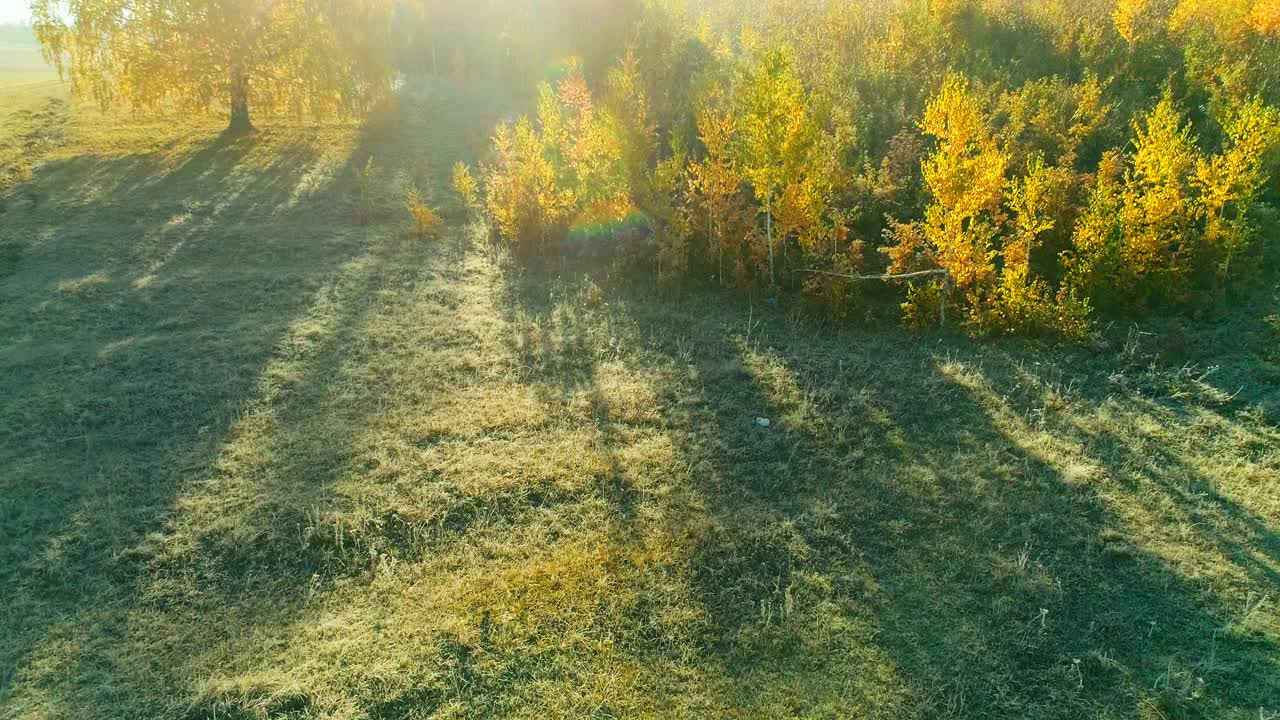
[0, 35, 64, 220]
[0, 24, 58, 78]
[0, 46, 51, 72]
[0, 36, 62, 107]
[1, 73, 1279, 720]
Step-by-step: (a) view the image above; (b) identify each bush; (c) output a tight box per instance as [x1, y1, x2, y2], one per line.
[482, 117, 574, 254]
[901, 280, 947, 332]
[464, 12, 1280, 338]
[406, 187, 442, 239]
[452, 161, 480, 212]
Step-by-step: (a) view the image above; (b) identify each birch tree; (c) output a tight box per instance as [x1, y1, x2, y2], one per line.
[32, 0, 394, 133]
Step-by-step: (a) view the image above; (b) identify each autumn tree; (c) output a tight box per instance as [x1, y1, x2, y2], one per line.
[552, 73, 607, 204]
[31, 0, 394, 134]
[649, 139, 693, 287]
[734, 45, 815, 287]
[884, 74, 1008, 326]
[1116, 95, 1202, 303]
[1192, 98, 1280, 290]
[471, 0, 1280, 333]
[990, 155, 1092, 336]
[1065, 94, 1280, 309]
[690, 100, 743, 285]
[995, 75, 1114, 169]
[603, 49, 659, 205]
[1063, 150, 1129, 311]
[1255, 0, 1280, 35]
[453, 162, 481, 213]
[1113, 0, 1176, 44]
[483, 116, 576, 254]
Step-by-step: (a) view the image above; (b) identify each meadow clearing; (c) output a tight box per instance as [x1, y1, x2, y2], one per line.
[2, 33, 1280, 720]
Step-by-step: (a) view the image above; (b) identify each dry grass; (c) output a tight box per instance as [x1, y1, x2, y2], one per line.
[1, 67, 1279, 720]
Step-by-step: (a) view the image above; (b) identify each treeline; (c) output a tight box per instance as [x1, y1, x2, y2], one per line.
[440, 0, 1280, 335]
[390, 0, 646, 90]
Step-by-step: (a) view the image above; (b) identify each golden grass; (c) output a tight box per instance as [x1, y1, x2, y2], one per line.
[1, 75, 1278, 720]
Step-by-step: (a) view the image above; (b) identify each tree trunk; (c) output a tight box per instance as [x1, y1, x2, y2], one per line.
[711, 213, 721, 285]
[766, 199, 775, 287]
[227, 55, 254, 135]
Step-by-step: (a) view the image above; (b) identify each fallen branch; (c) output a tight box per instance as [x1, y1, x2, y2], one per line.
[793, 267, 953, 328]
[793, 268, 949, 282]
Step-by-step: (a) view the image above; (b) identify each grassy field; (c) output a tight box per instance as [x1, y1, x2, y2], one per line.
[2, 46, 1280, 720]
[0, 33, 64, 211]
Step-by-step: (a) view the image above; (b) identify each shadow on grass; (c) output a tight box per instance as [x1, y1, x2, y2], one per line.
[496, 264, 1279, 718]
[686, 308, 1276, 717]
[3, 83, 1276, 716]
[0, 89, 488, 716]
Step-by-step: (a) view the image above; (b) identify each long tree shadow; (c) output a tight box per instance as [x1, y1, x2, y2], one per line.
[590, 280, 1280, 718]
[975, 346, 1280, 604]
[0, 135, 351, 714]
[966, 345, 1280, 585]
[0, 85, 502, 716]
[8, 80, 1275, 714]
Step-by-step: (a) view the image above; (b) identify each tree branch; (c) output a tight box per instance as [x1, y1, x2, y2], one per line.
[792, 268, 950, 282]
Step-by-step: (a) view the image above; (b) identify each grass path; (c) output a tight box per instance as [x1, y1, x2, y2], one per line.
[1, 82, 1279, 719]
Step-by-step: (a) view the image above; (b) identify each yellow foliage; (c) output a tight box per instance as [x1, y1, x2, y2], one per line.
[690, 102, 745, 283]
[647, 140, 692, 287]
[1063, 152, 1127, 307]
[988, 157, 1095, 337]
[466, 12, 1278, 333]
[478, 50, 663, 258]
[561, 91, 620, 204]
[1170, 0, 1256, 43]
[32, 0, 393, 130]
[406, 187, 443, 239]
[884, 74, 1009, 329]
[1253, 0, 1280, 34]
[920, 77, 1007, 222]
[1192, 99, 1280, 281]
[604, 48, 659, 197]
[482, 117, 576, 252]
[776, 174, 827, 255]
[452, 162, 481, 210]
[915, 74, 1007, 293]
[1004, 156, 1056, 283]
[997, 75, 1112, 166]
[1114, 0, 1161, 42]
[735, 45, 816, 284]
[882, 219, 936, 276]
[1118, 95, 1200, 292]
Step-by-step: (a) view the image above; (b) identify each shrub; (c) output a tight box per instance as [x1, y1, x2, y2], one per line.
[901, 279, 947, 331]
[467, 28, 1280, 339]
[452, 161, 481, 211]
[582, 278, 605, 306]
[406, 187, 442, 239]
[482, 117, 575, 253]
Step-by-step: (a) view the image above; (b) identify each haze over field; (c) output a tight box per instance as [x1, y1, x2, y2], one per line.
[0, 1, 31, 25]
[1, 1, 1279, 719]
